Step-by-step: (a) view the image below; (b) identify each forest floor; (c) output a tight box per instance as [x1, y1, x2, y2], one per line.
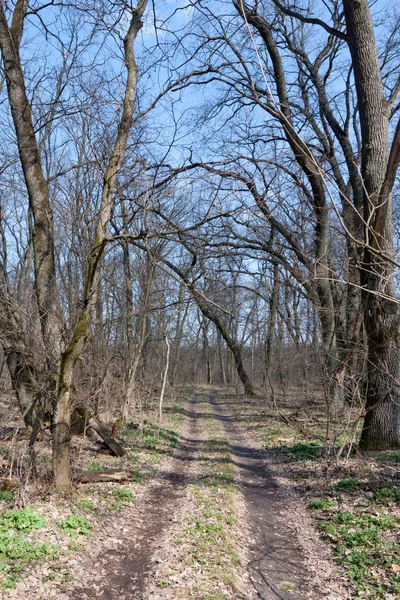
[0, 387, 400, 599]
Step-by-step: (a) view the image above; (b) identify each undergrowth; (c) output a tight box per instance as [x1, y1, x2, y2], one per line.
[0, 508, 57, 589]
[228, 389, 400, 599]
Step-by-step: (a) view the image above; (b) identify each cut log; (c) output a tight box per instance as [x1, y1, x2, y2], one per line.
[74, 469, 132, 483]
[88, 418, 126, 457]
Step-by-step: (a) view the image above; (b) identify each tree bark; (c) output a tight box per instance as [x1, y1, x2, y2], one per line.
[343, 0, 400, 449]
[0, 3, 63, 368]
[265, 261, 280, 384]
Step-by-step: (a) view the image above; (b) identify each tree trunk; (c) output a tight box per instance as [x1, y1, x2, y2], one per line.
[158, 329, 171, 423]
[265, 262, 279, 385]
[170, 286, 189, 386]
[54, 2, 148, 488]
[343, 0, 400, 449]
[198, 302, 255, 396]
[0, 5, 63, 369]
[200, 315, 212, 385]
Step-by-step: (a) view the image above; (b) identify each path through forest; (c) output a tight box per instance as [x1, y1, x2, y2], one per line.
[67, 390, 345, 600]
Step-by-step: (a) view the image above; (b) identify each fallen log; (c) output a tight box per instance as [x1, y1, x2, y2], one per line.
[88, 418, 126, 457]
[74, 469, 132, 483]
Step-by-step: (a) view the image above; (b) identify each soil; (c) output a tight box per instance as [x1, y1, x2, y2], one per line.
[61, 389, 348, 600]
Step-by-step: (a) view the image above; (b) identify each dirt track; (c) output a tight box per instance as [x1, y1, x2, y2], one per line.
[67, 389, 345, 600]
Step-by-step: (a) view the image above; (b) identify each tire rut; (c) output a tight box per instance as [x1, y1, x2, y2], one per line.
[208, 390, 322, 600]
[68, 393, 202, 600]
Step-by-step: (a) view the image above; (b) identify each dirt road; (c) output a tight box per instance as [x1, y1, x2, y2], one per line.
[67, 389, 346, 600]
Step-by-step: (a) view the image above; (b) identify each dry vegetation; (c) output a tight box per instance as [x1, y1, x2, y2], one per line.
[228, 386, 400, 599]
[0, 386, 190, 598]
[1, 381, 400, 600]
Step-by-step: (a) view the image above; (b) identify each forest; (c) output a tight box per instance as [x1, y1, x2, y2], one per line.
[0, 0, 399, 599]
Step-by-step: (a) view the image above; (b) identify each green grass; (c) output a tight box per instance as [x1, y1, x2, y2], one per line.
[308, 498, 337, 511]
[169, 417, 240, 597]
[86, 463, 105, 472]
[59, 515, 93, 538]
[334, 478, 361, 491]
[0, 508, 57, 589]
[73, 498, 95, 512]
[111, 487, 135, 504]
[374, 486, 400, 504]
[285, 441, 322, 460]
[0, 491, 14, 503]
[0, 508, 46, 533]
[313, 505, 400, 596]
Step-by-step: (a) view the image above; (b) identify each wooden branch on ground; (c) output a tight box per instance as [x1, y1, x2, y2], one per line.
[278, 412, 325, 441]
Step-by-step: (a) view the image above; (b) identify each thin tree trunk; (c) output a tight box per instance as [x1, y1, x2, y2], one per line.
[265, 262, 279, 385]
[159, 330, 171, 423]
[217, 331, 227, 385]
[55, 2, 148, 488]
[170, 286, 189, 386]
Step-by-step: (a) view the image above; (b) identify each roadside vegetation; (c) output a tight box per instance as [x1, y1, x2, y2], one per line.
[229, 388, 400, 599]
[0, 391, 186, 597]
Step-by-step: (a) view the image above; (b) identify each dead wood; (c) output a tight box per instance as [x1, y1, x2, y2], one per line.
[88, 418, 126, 457]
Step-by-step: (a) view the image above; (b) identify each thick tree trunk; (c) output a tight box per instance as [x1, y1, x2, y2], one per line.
[0, 6, 63, 368]
[343, 0, 400, 449]
[88, 419, 126, 457]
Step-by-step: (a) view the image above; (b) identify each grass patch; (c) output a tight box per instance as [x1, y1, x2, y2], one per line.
[374, 486, 400, 504]
[0, 491, 14, 503]
[59, 515, 93, 538]
[335, 478, 361, 491]
[315, 505, 400, 596]
[0, 508, 57, 589]
[0, 508, 46, 533]
[285, 441, 322, 460]
[308, 497, 337, 511]
[73, 498, 95, 512]
[86, 463, 105, 472]
[165, 398, 242, 598]
[111, 487, 135, 504]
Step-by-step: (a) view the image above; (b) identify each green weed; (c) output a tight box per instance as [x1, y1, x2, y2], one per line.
[0, 508, 46, 533]
[59, 515, 93, 538]
[374, 487, 400, 504]
[74, 498, 95, 512]
[0, 509, 56, 590]
[111, 487, 135, 504]
[308, 498, 337, 511]
[286, 441, 322, 460]
[0, 491, 14, 503]
[87, 463, 105, 472]
[335, 478, 360, 491]
[318, 509, 400, 596]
